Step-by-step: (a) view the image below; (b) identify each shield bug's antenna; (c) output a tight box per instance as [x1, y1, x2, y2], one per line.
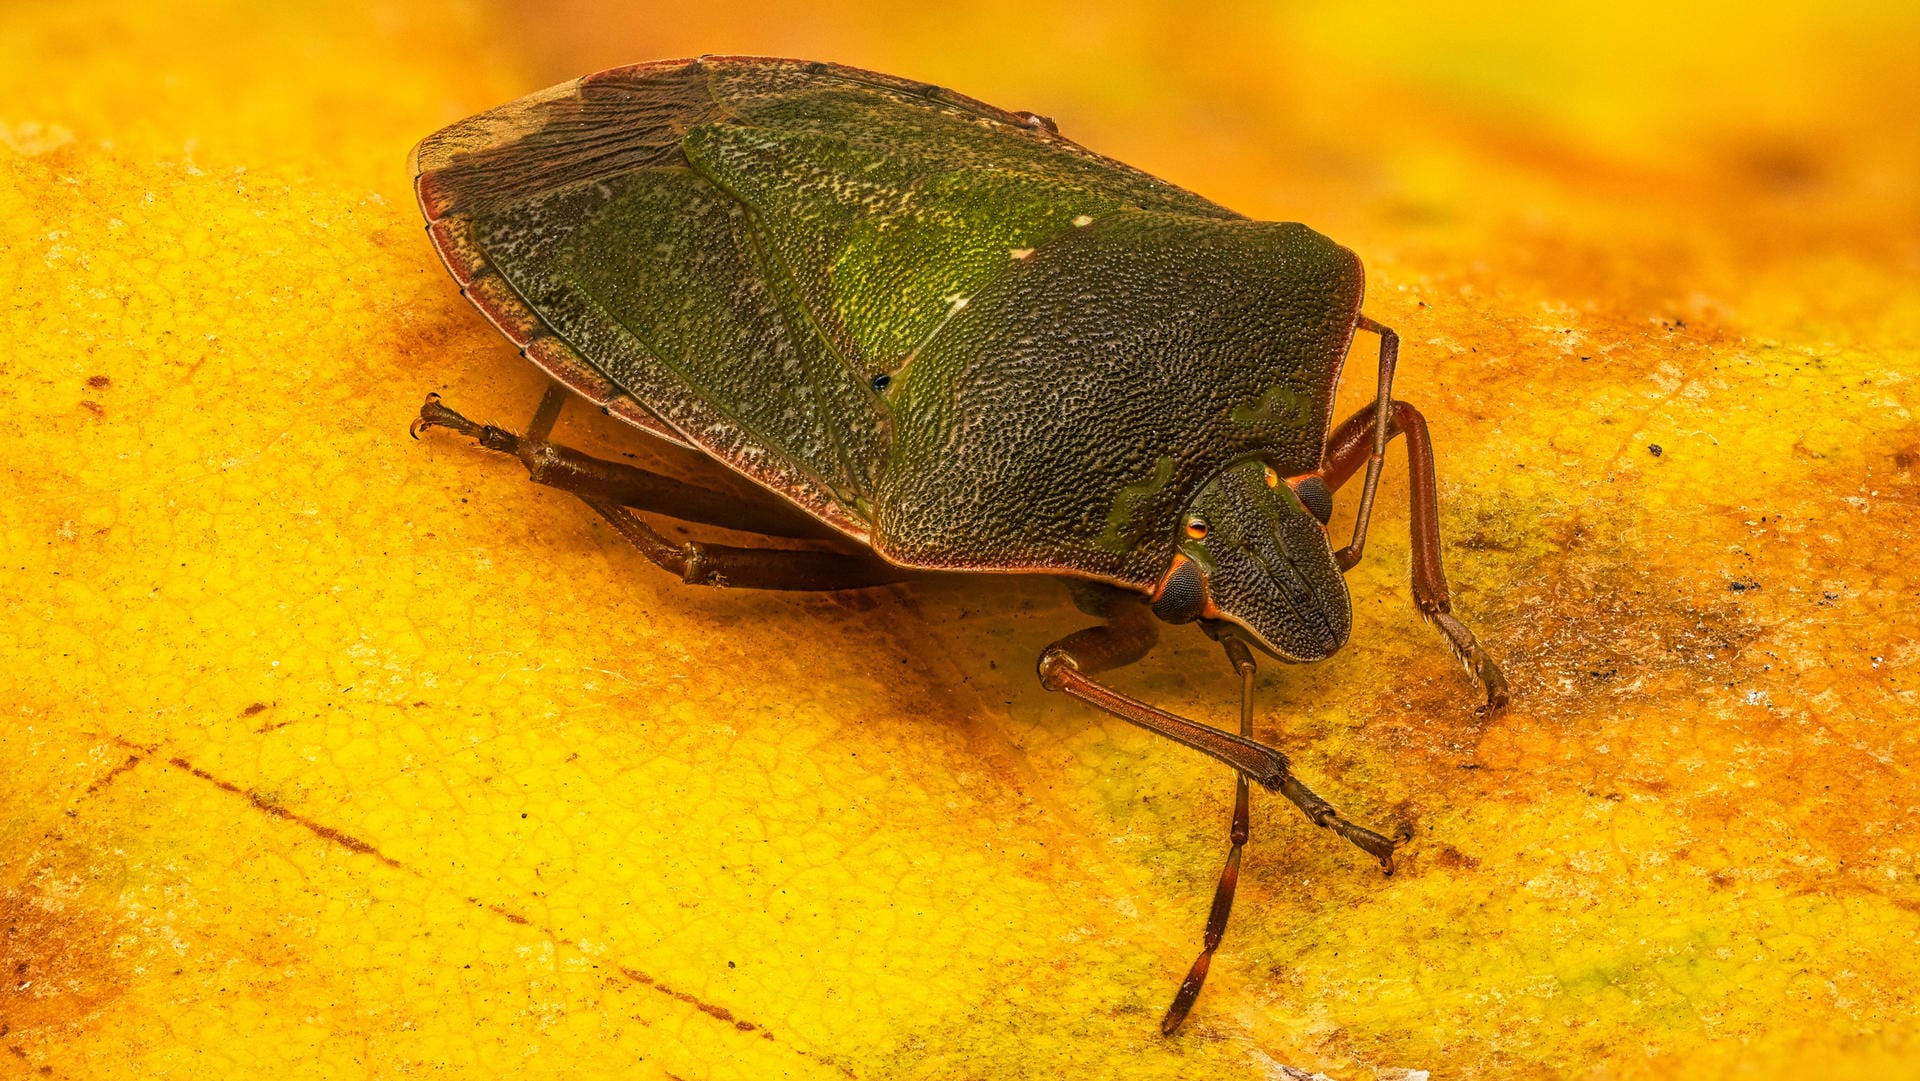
[1334, 316, 1399, 571]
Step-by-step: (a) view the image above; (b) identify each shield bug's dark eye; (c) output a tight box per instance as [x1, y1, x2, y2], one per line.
[1151, 557, 1208, 623]
[1184, 516, 1209, 540]
[1293, 475, 1333, 525]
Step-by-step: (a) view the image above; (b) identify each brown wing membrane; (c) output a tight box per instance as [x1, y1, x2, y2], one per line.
[413, 68, 718, 455]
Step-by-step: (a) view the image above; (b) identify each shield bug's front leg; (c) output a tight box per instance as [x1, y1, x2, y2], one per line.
[1153, 632, 1410, 1035]
[1332, 316, 1402, 573]
[1159, 634, 1255, 1034]
[1039, 599, 1407, 1034]
[1035, 589, 1404, 864]
[1323, 391, 1510, 714]
[1036, 589, 1292, 787]
[413, 389, 909, 591]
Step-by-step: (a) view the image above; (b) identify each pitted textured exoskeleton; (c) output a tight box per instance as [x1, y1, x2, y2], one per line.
[409, 55, 1508, 1032]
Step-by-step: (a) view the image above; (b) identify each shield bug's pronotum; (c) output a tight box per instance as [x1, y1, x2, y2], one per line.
[408, 55, 1509, 1032]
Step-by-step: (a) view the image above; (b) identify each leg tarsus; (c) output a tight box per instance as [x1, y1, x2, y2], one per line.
[1162, 638, 1257, 1035]
[1322, 386, 1510, 716]
[413, 392, 519, 456]
[1433, 610, 1511, 716]
[1278, 773, 1407, 874]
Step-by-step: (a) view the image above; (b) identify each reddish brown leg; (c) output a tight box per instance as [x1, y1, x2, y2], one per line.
[413, 389, 908, 591]
[1160, 635, 1255, 1034]
[1038, 591, 1407, 1032]
[413, 390, 833, 538]
[1323, 396, 1510, 713]
[1037, 592, 1293, 786]
[1037, 590, 1403, 862]
[575, 497, 908, 590]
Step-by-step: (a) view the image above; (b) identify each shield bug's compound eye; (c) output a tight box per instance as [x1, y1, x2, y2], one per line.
[1263, 464, 1280, 488]
[1184, 516, 1209, 540]
[1293, 475, 1334, 525]
[1150, 556, 1209, 623]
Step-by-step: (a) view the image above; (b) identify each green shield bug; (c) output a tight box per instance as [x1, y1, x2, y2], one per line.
[409, 55, 1509, 1032]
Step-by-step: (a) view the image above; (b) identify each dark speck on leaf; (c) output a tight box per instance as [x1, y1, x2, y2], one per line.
[1648, 444, 1663, 457]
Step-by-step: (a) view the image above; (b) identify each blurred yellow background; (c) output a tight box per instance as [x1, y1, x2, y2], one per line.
[4, 1, 1917, 1078]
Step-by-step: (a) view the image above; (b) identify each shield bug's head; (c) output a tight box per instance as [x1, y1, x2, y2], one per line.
[1148, 458, 1350, 661]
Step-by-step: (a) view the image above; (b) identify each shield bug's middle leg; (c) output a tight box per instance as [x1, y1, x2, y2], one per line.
[1321, 383, 1511, 714]
[568, 496, 908, 590]
[413, 389, 909, 591]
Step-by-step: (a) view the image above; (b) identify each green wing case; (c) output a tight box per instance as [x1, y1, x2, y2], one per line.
[412, 56, 1362, 585]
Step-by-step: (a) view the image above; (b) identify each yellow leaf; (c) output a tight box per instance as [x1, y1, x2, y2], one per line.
[5, 1, 1917, 1078]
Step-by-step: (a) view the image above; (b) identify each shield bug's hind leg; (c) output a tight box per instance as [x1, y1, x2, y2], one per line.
[413, 389, 833, 539]
[413, 389, 908, 591]
[1323, 376, 1510, 713]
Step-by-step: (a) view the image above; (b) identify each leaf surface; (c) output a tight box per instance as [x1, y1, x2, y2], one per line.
[4, 1, 1917, 1078]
